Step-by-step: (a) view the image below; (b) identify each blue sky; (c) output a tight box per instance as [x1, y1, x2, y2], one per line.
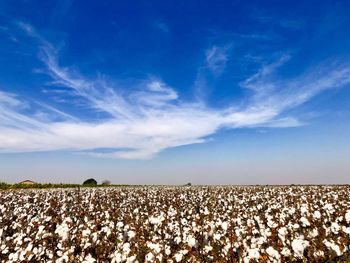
[0, 0, 350, 184]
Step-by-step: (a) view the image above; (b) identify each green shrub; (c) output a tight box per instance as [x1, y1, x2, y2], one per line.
[83, 178, 98, 186]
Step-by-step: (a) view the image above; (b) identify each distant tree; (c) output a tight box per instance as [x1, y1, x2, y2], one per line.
[102, 180, 111, 185]
[83, 178, 97, 186]
[0, 182, 9, 190]
[186, 182, 192, 186]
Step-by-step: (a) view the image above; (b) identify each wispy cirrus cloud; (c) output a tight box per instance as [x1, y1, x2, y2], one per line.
[40, 44, 137, 120]
[242, 56, 350, 113]
[205, 45, 230, 76]
[0, 23, 350, 159]
[0, 91, 48, 131]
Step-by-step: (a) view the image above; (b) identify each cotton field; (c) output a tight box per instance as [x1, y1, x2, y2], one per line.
[1, 186, 350, 262]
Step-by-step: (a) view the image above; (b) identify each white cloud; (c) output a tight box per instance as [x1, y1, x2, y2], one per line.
[205, 46, 230, 76]
[1, 33, 350, 159]
[242, 58, 350, 113]
[17, 22, 35, 35]
[0, 91, 22, 107]
[256, 117, 303, 128]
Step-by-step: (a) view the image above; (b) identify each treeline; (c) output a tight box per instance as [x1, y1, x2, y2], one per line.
[0, 182, 133, 190]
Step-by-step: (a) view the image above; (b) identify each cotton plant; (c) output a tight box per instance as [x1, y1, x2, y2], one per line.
[0, 186, 350, 261]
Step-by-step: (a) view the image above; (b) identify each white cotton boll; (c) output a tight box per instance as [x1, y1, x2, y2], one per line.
[126, 255, 136, 263]
[84, 242, 92, 250]
[342, 226, 350, 234]
[215, 220, 222, 228]
[127, 231, 136, 239]
[147, 242, 162, 254]
[69, 246, 75, 253]
[37, 225, 45, 235]
[336, 216, 343, 223]
[82, 229, 91, 237]
[331, 222, 341, 234]
[266, 246, 280, 260]
[111, 252, 122, 263]
[116, 222, 124, 228]
[204, 245, 213, 253]
[92, 232, 98, 243]
[323, 204, 334, 214]
[278, 227, 287, 238]
[55, 224, 70, 241]
[345, 210, 350, 223]
[323, 240, 343, 256]
[314, 250, 324, 257]
[289, 207, 296, 215]
[101, 226, 111, 236]
[145, 252, 154, 262]
[2, 246, 9, 254]
[42, 233, 52, 239]
[174, 236, 181, 244]
[213, 233, 221, 241]
[61, 254, 69, 262]
[300, 204, 308, 215]
[187, 236, 196, 247]
[246, 248, 260, 260]
[292, 223, 300, 229]
[19, 250, 26, 261]
[165, 246, 171, 256]
[9, 252, 18, 261]
[251, 237, 258, 246]
[323, 225, 330, 236]
[247, 219, 255, 227]
[292, 239, 309, 258]
[149, 216, 162, 225]
[174, 253, 183, 262]
[264, 228, 272, 237]
[300, 217, 310, 227]
[281, 247, 291, 257]
[26, 243, 33, 252]
[267, 220, 278, 228]
[82, 254, 96, 263]
[221, 222, 228, 231]
[122, 243, 130, 254]
[308, 229, 318, 238]
[223, 243, 231, 254]
[313, 211, 321, 219]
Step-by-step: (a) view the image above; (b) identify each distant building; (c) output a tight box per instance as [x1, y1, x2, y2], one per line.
[18, 180, 36, 185]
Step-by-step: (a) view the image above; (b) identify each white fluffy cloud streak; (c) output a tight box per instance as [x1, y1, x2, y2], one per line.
[0, 107, 224, 158]
[1, 45, 350, 159]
